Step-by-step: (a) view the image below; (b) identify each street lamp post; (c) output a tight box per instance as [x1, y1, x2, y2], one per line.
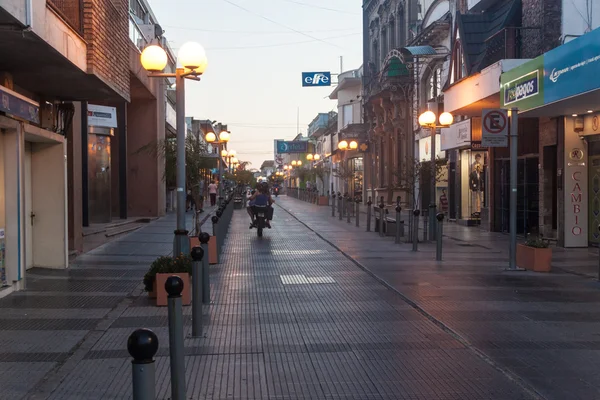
[418, 110, 453, 241]
[140, 42, 208, 257]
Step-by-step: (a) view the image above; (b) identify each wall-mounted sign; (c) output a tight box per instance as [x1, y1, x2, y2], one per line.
[564, 117, 588, 247]
[500, 57, 544, 110]
[544, 27, 600, 104]
[0, 85, 39, 124]
[302, 72, 331, 87]
[441, 119, 471, 150]
[88, 104, 117, 128]
[276, 140, 308, 153]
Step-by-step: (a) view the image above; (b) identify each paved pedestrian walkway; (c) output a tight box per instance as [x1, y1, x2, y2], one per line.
[277, 195, 600, 400]
[9, 203, 536, 399]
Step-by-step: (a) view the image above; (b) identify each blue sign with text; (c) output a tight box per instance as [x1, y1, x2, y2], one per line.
[276, 140, 308, 153]
[544, 28, 600, 104]
[302, 72, 331, 87]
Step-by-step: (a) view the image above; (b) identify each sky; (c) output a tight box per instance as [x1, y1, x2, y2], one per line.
[147, 0, 363, 169]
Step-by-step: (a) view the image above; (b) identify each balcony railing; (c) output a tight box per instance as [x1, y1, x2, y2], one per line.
[47, 0, 83, 34]
[129, 15, 149, 52]
[484, 27, 543, 66]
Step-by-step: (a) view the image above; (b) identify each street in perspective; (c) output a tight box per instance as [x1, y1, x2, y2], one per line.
[0, 0, 600, 399]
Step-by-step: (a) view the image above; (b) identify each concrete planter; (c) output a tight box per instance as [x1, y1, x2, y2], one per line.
[318, 196, 329, 206]
[155, 273, 191, 306]
[516, 244, 552, 272]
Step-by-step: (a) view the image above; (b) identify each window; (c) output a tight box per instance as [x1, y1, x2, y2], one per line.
[451, 40, 467, 83]
[427, 66, 443, 100]
[381, 29, 387, 65]
[397, 7, 406, 46]
[343, 104, 353, 127]
[389, 19, 396, 49]
[372, 41, 379, 70]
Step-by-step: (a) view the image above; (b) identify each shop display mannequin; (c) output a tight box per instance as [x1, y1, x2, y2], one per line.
[469, 159, 483, 216]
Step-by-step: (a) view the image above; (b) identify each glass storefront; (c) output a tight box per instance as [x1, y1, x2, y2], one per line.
[348, 157, 364, 200]
[459, 149, 487, 220]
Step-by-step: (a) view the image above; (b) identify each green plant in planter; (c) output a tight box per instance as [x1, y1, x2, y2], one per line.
[524, 234, 549, 248]
[143, 254, 193, 292]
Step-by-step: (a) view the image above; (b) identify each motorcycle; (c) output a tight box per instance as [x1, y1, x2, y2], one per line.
[274, 187, 279, 197]
[253, 205, 268, 237]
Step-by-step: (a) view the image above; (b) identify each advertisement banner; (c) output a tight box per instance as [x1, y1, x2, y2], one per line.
[302, 72, 331, 87]
[441, 119, 471, 150]
[88, 104, 117, 128]
[544, 27, 600, 104]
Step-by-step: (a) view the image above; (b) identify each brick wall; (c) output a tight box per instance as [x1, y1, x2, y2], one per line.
[521, 0, 562, 57]
[82, 0, 130, 102]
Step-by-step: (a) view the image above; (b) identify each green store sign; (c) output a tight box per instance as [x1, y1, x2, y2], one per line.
[500, 57, 544, 110]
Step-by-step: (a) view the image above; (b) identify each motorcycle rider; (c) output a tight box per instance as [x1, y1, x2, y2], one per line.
[250, 182, 274, 228]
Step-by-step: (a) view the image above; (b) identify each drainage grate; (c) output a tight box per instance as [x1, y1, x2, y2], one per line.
[280, 275, 336, 285]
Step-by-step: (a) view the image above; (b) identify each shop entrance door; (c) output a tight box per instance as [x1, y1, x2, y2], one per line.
[88, 131, 112, 224]
[493, 157, 539, 234]
[24, 142, 33, 270]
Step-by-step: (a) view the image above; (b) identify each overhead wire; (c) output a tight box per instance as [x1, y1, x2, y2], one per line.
[219, 0, 346, 49]
[275, 0, 358, 14]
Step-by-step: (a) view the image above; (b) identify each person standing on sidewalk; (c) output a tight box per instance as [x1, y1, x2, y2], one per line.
[208, 180, 218, 206]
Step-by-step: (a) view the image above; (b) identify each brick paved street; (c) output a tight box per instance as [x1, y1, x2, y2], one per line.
[0, 203, 541, 400]
[278, 196, 600, 400]
[5, 196, 600, 399]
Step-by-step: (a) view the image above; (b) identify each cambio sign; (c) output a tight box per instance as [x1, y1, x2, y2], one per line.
[302, 72, 331, 87]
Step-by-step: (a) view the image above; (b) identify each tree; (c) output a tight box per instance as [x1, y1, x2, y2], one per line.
[333, 162, 354, 194]
[135, 135, 213, 196]
[394, 156, 446, 208]
[313, 164, 326, 193]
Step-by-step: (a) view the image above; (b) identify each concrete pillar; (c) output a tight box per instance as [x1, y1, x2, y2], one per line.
[67, 103, 83, 252]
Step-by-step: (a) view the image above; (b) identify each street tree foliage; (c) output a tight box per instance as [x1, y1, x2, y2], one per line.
[135, 135, 213, 194]
[394, 156, 446, 208]
[333, 162, 355, 193]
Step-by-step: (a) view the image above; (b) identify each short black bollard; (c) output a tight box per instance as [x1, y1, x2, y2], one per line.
[355, 198, 360, 227]
[338, 194, 343, 220]
[128, 328, 159, 400]
[412, 210, 420, 252]
[378, 208, 385, 237]
[190, 246, 204, 337]
[331, 193, 336, 217]
[366, 197, 372, 232]
[218, 196, 223, 207]
[436, 212, 444, 261]
[395, 197, 402, 245]
[211, 216, 220, 264]
[165, 276, 186, 400]
[347, 197, 352, 224]
[199, 232, 211, 304]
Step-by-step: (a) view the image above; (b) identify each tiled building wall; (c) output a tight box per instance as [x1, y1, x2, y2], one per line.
[83, 0, 130, 102]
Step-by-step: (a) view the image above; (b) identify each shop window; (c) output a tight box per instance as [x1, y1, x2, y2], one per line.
[343, 104, 353, 127]
[460, 149, 487, 220]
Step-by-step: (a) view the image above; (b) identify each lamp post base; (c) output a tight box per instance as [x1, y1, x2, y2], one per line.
[173, 230, 190, 257]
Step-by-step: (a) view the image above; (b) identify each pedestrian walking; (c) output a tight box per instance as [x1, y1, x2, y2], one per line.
[208, 180, 218, 206]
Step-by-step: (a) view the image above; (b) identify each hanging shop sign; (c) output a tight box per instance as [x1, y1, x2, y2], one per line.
[275, 140, 308, 153]
[0, 85, 39, 124]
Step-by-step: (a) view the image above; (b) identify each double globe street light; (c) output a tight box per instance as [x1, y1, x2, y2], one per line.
[418, 110, 454, 241]
[141, 41, 208, 256]
[205, 129, 231, 199]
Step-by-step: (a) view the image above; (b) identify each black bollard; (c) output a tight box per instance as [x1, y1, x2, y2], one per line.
[331, 193, 336, 217]
[190, 246, 204, 337]
[128, 328, 159, 400]
[199, 232, 211, 304]
[355, 198, 360, 227]
[395, 197, 402, 245]
[211, 216, 220, 264]
[366, 197, 372, 232]
[436, 212, 444, 261]
[347, 197, 352, 224]
[338, 193, 343, 220]
[412, 210, 420, 252]
[165, 276, 186, 400]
